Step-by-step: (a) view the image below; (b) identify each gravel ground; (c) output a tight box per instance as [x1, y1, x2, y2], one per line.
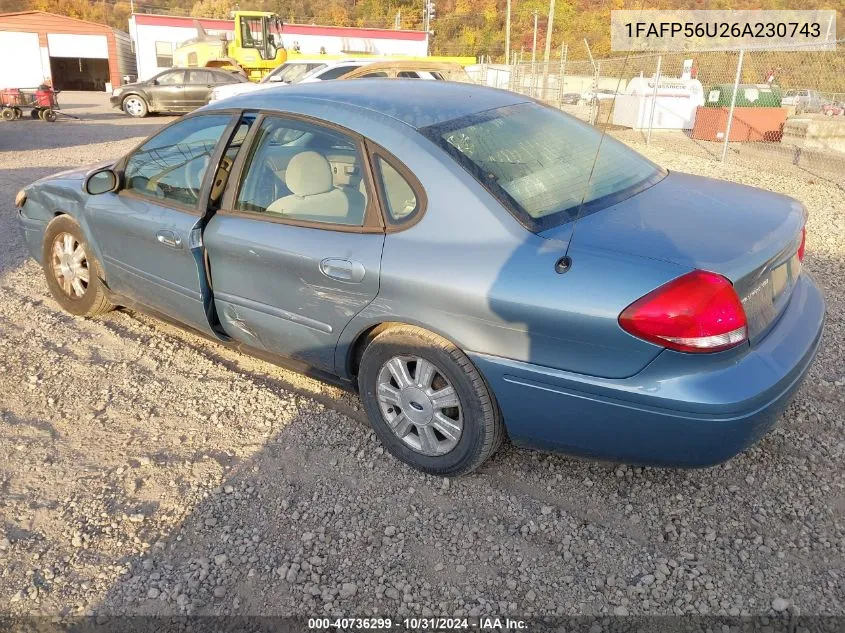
[0, 92, 843, 621]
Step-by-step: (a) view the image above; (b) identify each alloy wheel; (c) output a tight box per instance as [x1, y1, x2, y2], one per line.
[376, 355, 463, 456]
[51, 232, 90, 298]
[124, 97, 144, 117]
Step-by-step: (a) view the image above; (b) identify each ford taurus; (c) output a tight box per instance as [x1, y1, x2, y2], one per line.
[16, 81, 825, 476]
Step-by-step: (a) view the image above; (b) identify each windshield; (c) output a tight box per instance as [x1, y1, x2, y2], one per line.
[262, 62, 325, 84]
[421, 102, 665, 232]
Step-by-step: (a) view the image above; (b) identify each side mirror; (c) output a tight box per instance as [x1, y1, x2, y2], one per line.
[85, 168, 118, 195]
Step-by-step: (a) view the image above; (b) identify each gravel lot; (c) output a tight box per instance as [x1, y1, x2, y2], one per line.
[0, 92, 843, 621]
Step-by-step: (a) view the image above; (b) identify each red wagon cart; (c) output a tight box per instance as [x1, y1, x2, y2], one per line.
[1, 86, 78, 122]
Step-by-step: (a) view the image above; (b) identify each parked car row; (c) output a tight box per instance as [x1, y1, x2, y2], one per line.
[210, 59, 468, 103]
[111, 59, 470, 118]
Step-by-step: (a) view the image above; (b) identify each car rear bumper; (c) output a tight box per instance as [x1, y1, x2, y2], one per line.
[469, 272, 825, 467]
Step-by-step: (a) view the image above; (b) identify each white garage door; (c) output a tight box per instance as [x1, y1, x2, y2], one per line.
[47, 33, 108, 59]
[0, 31, 44, 88]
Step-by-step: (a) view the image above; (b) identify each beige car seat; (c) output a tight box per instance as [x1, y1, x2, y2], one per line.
[267, 151, 365, 224]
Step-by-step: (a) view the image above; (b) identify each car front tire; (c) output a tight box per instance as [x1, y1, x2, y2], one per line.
[122, 95, 148, 118]
[42, 215, 114, 318]
[358, 325, 504, 477]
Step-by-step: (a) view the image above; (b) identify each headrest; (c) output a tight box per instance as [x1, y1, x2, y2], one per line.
[286, 151, 333, 197]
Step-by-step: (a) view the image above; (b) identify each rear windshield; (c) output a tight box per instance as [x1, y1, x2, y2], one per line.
[420, 102, 665, 232]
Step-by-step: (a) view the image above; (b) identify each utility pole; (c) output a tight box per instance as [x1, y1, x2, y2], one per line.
[542, 0, 555, 98]
[531, 11, 539, 64]
[423, 0, 434, 55]
[505, 0, 511, 65]
[543, 0, 555, 64]
[584, 38, 597, 124]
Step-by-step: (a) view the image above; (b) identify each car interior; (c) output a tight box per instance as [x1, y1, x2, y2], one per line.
[236, 122, 369, 226]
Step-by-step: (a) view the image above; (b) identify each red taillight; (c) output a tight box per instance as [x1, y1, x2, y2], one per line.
[619, 270, 748, 353]
[797, 226, 806, 262]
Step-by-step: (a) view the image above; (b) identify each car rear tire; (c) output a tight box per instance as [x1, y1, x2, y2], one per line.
[358, 325, 504, 477]
[1, 107, 14, 121]
[123, 95, 148, 118]
[42, 215, 114, 318]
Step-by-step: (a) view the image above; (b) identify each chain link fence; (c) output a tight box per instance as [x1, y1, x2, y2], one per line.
[468, 40, 845, 187]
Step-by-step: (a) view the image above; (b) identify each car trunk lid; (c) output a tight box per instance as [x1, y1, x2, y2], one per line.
[542, 171, 806, 343]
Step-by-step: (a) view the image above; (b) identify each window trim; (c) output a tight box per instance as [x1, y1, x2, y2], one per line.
[365, 140, 428, 232]
[114, 110, 241, 216]
[217, 111, 385, 234]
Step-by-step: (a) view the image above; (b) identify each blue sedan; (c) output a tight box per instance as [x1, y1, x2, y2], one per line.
[15, 81, 825, 476]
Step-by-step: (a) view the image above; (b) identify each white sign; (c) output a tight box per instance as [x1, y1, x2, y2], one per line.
[682, 58, 693, 80]
[47, 34, 108, 59]
[0, 31, 45, 88]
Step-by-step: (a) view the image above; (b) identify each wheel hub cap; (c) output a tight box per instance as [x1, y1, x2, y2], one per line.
[51, 232, 89, 298]
[376, 356, 463, 456]
[400, 387, 433, 424]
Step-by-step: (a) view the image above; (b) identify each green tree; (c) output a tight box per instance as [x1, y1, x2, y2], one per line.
[189, 0, 235, 19]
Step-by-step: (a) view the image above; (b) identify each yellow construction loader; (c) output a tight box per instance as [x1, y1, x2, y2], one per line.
[173, 11, 287, 82]
[174, 10, 476, 82]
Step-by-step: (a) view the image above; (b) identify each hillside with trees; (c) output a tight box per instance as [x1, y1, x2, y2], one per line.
[6, 0, 843, 60]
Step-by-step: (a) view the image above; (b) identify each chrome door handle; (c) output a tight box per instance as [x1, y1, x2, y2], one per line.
[156, 230, 182, 249]
[319, 258, 366, 283]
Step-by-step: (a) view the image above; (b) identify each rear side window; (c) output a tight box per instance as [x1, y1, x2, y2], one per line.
[420, 102, 665, 232]
[375, 156, 419, 223]
[397, 71, 420, 78]
[234, 117, 369, 226]
[216, 72, 241, 84]
[187, 70, 214, 84]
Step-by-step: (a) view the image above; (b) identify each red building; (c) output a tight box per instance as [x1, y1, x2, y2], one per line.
[0, 11, 136, 90]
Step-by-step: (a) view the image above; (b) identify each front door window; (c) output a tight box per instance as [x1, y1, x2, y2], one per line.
[123, 115, 231, 208]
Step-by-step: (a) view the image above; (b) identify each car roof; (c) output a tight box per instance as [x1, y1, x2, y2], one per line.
[206, 80, 528, 129]
[311, 58, 391, 68]
[341, 60, 467, 76]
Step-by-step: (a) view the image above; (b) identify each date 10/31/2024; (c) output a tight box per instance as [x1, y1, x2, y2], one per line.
[307, 616, 528, 630]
